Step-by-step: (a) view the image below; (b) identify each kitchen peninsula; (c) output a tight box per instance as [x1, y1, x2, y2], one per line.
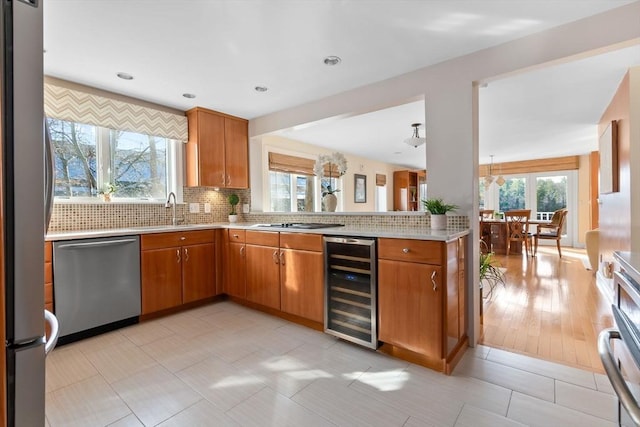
[46, 219, 469, 374]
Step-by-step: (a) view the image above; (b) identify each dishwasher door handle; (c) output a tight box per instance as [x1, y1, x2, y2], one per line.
[57, 238, 138, 250]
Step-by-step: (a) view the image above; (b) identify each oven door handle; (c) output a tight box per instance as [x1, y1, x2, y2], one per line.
[598, 328, 640, 426]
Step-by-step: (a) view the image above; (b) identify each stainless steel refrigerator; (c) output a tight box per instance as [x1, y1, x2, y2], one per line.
[2, 0, 55, 425]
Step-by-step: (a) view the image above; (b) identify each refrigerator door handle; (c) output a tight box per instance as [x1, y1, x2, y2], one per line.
[44, 309, 59, 356]
[44, 120, 55, 232]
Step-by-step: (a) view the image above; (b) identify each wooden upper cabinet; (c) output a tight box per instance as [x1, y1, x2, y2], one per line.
[185, 107, 248, 189]
[224, 117, 249, 189]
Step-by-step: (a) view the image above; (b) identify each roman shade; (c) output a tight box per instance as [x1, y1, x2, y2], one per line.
[268, 152, 315, 176]
[44, 83, 188, 142]
[376, 174, 387, 186]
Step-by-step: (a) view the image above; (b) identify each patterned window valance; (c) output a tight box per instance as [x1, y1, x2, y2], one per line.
[44, 83, 188, 142]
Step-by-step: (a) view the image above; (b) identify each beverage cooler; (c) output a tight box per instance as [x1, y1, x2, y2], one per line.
[323, 236, 377, 349]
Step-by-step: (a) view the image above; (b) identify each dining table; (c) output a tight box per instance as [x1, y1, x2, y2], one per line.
[480, 218, 550, 255]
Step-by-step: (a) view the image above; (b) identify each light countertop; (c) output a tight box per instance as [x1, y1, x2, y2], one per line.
[47, 222, 469, 242]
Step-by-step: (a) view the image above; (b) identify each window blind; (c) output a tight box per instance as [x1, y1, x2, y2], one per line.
[44, 83, 188, 142]
[268, 152, 315, 176]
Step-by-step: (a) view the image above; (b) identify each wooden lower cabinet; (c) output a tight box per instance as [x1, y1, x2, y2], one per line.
[226, 241, 246, 298]
[45, 242, 54, 313]
[246, 244, 281, 309]
[225, 231, 324, 323]
[377, 236, 467, 373]
[378, 260, 442, 358]
[280, 248, 324, 323]
[141, 231, 216, 315]
[141, 247, 183, 313]
[182, 243, 216, 303]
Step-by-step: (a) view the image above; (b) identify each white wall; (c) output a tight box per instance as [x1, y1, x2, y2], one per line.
[250, 135, 403, 212]
[249, 2, 640, 345]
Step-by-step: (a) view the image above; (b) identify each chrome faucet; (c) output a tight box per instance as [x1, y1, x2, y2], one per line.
[165, 192, 178, 226]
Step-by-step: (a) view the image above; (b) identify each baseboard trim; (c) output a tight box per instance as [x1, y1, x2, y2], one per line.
[595, 271, 614, 304]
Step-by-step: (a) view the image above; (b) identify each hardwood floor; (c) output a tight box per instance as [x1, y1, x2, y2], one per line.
[480, 245, 613, 373]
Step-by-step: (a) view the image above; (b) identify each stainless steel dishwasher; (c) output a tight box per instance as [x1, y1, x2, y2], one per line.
[53, 236, 141, 343]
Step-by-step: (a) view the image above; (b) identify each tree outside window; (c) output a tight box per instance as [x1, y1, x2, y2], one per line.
[47, 118, 173, 201]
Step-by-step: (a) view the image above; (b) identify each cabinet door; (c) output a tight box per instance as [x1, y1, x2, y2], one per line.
[186, 109, 225, 187]
[378, 259, 442, 358]
[226, 242, 246, 298]
[224, 117, 249, 189]
[245, 245, 280, 310]
[280, 249, 324, 323]
[182, 243, 216, 303]
[141, 248, 182, 314]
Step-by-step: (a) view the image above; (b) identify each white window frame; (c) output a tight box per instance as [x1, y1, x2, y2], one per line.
[261, 145, 344, 213]
[50, 119, 183, 204]
[482, 169, 578, 246]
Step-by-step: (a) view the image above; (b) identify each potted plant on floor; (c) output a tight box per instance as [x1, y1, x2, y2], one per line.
[422, 198, 458, 230]
[228, 193, 239, 223]
[479, 241, 506, 302]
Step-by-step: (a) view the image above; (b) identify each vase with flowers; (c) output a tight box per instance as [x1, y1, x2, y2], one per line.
[314, 152, 347, 212]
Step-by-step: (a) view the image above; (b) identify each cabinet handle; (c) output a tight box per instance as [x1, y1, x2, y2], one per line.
[233, 234, 239, 239]
[240, 245, 245, 257]
[227, 175, 231, 186]
[402, 248, 410, 253]
[221, 173, 226, 186]
[176, 249, 181, 263]
[279, 251, 285, 266]
[273, 250, 279, 264]
[431, 270, 437, 291]
[184, 248, 189, 262]
[180, 236, 186, 241]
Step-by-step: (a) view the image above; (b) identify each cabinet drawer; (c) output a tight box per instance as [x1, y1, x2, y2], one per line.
[246, 230, 279, 246]
[378, 238, 442, 265]
[141, 230, 215, 250]
[280, 233, 323, 252]
[228, 229, 246, 243]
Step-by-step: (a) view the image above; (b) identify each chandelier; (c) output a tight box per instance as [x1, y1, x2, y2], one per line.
[484, 155, 505, 187]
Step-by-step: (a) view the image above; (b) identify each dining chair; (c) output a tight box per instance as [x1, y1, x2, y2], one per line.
[479, 209, 494, 220]
[534, 208, 568, 257]
[479, 210, 494, 253]
[504, 209, 532, 256]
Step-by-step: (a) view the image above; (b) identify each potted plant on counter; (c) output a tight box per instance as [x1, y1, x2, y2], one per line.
[422, 198, 458, 230]
[228, 193, 240, 223]
[98, 183, 116, 202]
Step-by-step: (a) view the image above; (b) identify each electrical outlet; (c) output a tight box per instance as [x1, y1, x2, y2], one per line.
[242, 203, 250, 213]
[204, 203, 211, 213]
[189, 203, 200, 213]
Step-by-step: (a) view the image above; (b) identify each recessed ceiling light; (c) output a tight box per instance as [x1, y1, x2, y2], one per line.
[393, 151, 402, 155]
[323, 56, 341, 66]
[254, 86, 268, 92]
[117, 72, 134, 80]
[182, 93, 196, 99]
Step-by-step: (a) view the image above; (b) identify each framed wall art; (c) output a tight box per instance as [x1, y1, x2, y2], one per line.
[354, 174, 366, 203]
[599, 120, 618, 194]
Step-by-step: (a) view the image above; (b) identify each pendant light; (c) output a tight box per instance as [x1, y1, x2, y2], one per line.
[404, 123, 426, 148]
[484, 155, 495, 187]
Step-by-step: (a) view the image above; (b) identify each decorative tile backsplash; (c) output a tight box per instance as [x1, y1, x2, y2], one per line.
[48, 187, 469, 232]
[48, 188, 251, 232]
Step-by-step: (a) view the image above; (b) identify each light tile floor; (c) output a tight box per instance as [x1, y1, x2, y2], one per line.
[46, 301, 620, 426]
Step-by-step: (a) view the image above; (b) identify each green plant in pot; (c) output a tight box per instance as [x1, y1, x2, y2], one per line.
[228, 193, 240, 223]
[422, 198, 458, 230]
[479, 241, 506, 302]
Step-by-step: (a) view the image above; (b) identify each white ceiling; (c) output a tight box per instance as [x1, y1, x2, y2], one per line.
[43, 1, 639, 168]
